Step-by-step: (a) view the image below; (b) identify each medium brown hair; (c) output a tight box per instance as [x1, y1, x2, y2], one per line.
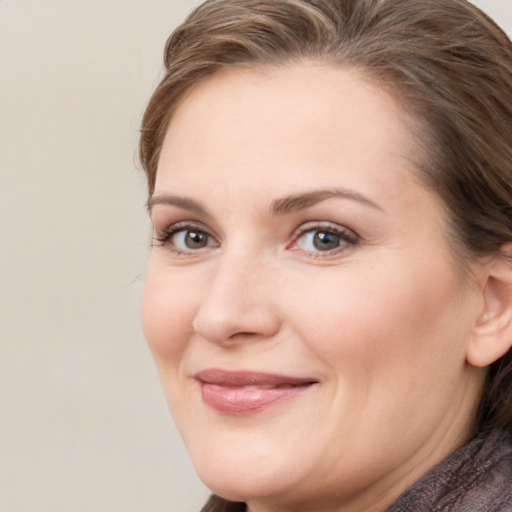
[139, 1, 512, 509]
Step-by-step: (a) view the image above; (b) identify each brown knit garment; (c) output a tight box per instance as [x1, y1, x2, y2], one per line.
[386, 430, 512, 512]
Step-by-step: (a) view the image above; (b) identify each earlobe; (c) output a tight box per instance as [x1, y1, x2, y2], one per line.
[467, 246, 512, 368]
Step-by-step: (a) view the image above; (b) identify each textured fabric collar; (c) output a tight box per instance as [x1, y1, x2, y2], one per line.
[386, 430, 512, 512]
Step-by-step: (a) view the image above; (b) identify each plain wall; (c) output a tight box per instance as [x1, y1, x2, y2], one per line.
[1, 1, 510, 511]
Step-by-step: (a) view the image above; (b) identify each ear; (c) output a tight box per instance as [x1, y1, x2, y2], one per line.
[467, 245, 512, 368]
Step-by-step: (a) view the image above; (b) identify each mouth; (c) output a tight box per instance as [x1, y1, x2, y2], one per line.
[194, 368, 318, 416]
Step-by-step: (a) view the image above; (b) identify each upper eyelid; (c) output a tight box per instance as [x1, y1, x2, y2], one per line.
[292, 221, 358, 237]
[154, 219, 213, 235]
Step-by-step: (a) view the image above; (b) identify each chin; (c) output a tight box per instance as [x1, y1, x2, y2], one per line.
[198, 467, 282, 503]
[199, 474, 301, 509]
[186, 433, 305, 504]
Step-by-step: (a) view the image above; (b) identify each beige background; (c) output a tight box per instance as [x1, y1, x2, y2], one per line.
[1, 1, 510, 511]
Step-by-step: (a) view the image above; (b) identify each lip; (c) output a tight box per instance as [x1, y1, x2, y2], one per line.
[194, 368, 318, 416]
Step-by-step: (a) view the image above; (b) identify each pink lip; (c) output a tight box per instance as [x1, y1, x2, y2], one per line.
[194, 369, 317, 416]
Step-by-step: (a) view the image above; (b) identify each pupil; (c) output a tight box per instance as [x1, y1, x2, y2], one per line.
[313, 231, 339, 251]
[185, 231, 207, 248]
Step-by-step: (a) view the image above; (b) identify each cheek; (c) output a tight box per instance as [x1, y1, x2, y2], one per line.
[282, 261, 474, 456]
[288, 260, 469, 378]
[141, 262, 197, 363]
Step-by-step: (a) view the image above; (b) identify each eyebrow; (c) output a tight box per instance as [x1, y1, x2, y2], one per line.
[147, 188, 382, 217]
[270, 188, 383, 215]
[147, 194, 210, 216]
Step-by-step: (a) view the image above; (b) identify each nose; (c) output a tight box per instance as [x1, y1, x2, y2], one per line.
[192, 255, 281, 346]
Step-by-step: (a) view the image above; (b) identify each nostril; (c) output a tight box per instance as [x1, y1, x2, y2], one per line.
[230, 331, 259, 338]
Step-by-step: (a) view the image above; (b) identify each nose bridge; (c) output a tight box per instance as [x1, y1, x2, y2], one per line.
[208, 250, 253, 306]
[192, 246, 279, 345]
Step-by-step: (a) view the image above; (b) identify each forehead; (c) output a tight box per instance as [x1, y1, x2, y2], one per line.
[156, 63, 417, 197]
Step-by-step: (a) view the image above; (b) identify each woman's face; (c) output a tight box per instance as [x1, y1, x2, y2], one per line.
[142, 64, 486, 511]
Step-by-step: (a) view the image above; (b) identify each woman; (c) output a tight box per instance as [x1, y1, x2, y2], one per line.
[139, 0, 512, 511]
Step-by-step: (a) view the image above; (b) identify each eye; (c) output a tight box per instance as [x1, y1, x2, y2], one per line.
[154, 223, 218, 253]
[291, 224, 358, 254]
[173, 229, 212, 249]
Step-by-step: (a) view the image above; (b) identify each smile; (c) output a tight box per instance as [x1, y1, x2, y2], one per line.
[195, 369, 318, 416]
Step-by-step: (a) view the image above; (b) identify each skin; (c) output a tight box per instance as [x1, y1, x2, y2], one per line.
[142, 64, 489, 512]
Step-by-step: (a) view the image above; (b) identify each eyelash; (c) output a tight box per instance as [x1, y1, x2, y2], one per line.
[153, 221, 217, 253]
[288, 222, 359, 256]
[153, 221, 359, 257]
